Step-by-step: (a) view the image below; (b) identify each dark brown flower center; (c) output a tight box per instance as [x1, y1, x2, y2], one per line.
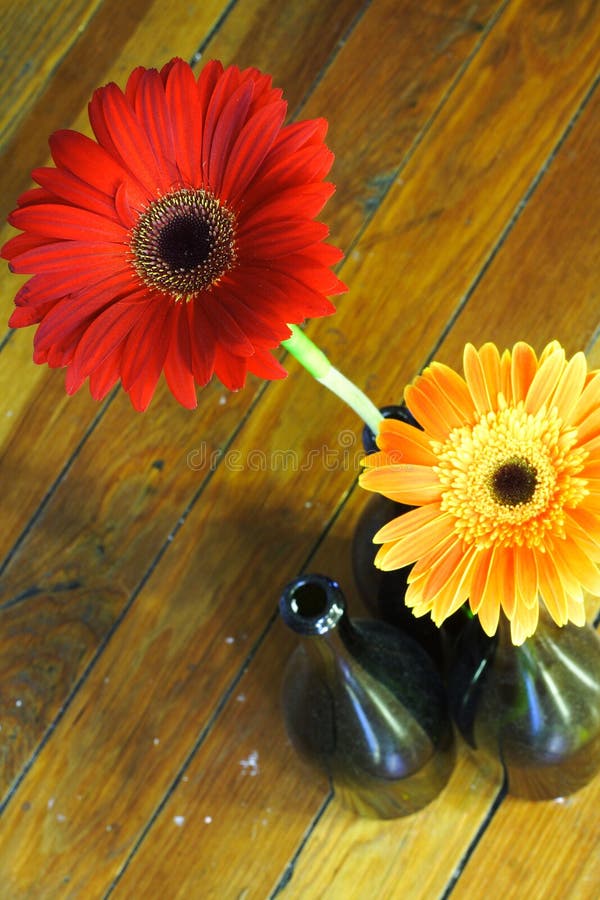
[489, 456, 538, 507]
[131, 188, 237, 298]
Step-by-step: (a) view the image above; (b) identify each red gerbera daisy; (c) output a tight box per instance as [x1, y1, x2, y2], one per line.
[2, 58, 346, 410]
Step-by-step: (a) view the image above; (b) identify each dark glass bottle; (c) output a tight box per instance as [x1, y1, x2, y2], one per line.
[352, 404, 450, 668]
[448, 611, 600, 800]
[279, 573, 456, 818]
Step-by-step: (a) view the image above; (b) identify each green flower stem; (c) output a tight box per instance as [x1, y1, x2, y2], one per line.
[282, 324, 384, 435]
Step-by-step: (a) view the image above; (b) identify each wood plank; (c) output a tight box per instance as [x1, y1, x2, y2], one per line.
[428, 76, 600, 363]
[273, 755, 500, 899]
[451, 778, 600, 899]
[331, 0, 600, 389]
[0, 0, 104, 148]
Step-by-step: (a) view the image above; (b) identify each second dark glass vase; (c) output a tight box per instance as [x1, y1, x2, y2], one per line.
[352, 405, 456, 669]
[279, 574, 456, 818]
[448, 610, 600, 800]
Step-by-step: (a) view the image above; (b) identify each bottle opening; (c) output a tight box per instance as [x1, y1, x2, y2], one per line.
[279, 574, 345, 635]
[290, 582, 329, 618]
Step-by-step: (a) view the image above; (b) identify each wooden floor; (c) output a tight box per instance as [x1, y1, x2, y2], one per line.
[1, 0, 600, 897]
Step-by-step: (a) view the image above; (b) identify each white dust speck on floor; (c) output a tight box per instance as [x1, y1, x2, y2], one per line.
[173, 816, 185, 827]
[47, 797, 55, 810]
[56, 813, 66, 823]
[239, 751, 259, 776]
[224, 636, 235, 644]
[182, 775, 189, 782]
[15, 699, 22, 707]
[204, 815, 212, 824]
[153, 737, 160, 746]
[236, 694, 246, 703]
[218, 395, 227, 405]
[304, 501, 313, 508]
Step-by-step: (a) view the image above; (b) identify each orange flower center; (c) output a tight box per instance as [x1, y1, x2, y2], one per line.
[130, 188, 237, 298]
[432, 402, 588, 549]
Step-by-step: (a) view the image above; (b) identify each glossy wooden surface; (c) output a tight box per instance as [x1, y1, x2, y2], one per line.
[1, 1, 599, 897]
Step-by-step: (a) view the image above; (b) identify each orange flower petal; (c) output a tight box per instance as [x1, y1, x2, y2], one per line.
[572, 371, 600, 427]
[475, 548, 503, 636]
[500, 348, 512, 403]
[510, 341, 538, 404]
[468, 546, 494, 615]
[510, 596, 539, 645]
[463, 343, 494, 414]
[564, 508, 600, 558]
[421, 538, 466, 603]
[548, 532, 600, 594]
[404, 382, 454, 441]
[573, 406, 600, 445]
[478, 342, 503, 409]
[524, 345, 565, 414]
[375, 418, 437, 465]
[514, 545, 539, 610]
[410, 367, 471, 434]
[428, 361, 474, 422]
[372, 503, 442, 543]
[359, 464, 441, 505]
[374, 508, 453, 571]
[408, 531, 457, 581]
[427, 545, 478, 623]
[566, 594, 586, 626]
[536, 550, 569, 626]
[551, 351, 587, 421]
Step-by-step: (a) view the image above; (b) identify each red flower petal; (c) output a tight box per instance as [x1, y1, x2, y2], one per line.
[187, 300, 216, 386]
[241, 182, 335, 227]
[32, 166, 121, 220]
[238, 219, 330, 259]
[246, 346, 287, 380]
[207, 80, 254, 194]
[9, 240, 127, 275]
[89, 83, 164, 196]
[214, 345, 247, 391]
[132, 68, 179, 187]
[163, 303, 197, 409]
[88, 345, 122, 401]
[220, 100, 287, 206]
[1, 232, 49, 258]
[33, 274, 140, 361]
[9, 204, 127, 243]
[203, 296, 255, 357]
[68, 296, 150, 386]
[120, 296, 170, 391]
[49, 130, 146, 207]
[165, 58, 204, 187]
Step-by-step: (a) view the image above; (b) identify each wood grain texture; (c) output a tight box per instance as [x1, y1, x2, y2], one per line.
[452, 778, 600, 900]
[1, 0, 600, 897]
[0, 0, 104, 148]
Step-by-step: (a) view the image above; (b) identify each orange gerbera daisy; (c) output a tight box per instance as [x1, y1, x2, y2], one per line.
[2, 58, 345, 410]
[359, 341, 600, 644]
